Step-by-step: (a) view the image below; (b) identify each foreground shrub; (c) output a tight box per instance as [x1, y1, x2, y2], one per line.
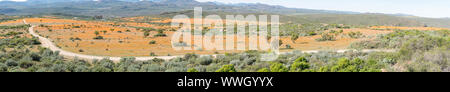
[187, 68, 199, 72]
[319, 58, 381, 72]
[269, 62, 288, 72]
[216, 64, 237, 72]
[289, 57, 311, 72]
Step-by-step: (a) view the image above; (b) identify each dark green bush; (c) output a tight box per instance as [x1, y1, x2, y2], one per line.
[149, 40, 156, 44]
[93, 36, 104, 40]
[316, 33, 336, 41]
[216, 64, 237, 72]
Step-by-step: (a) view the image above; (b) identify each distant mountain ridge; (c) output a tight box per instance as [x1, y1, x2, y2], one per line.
[0, 0, 357, 17]
[1, 0, 450, 28]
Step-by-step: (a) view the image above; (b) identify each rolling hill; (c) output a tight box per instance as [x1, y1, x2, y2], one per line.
[0, 0, 356, 17]
[1, 0, 450, 28]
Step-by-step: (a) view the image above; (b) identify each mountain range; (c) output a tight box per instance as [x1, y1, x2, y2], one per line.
[0, 0, 357, 17]
[1, 0, 450, 28]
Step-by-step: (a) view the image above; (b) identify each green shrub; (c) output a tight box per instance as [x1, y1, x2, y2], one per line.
[216, 64, 237, 72]
[93, 36, 104, 40]
[289, 62, 310, 72]
[316, 33, 336, 41]
[308, 31, 317, 36]
[196, 56, 213, 65]
[285, 44, 292, 49]
[348, 31, 363, 38]
[140, 64, 165, 72]
[319, 58, 381, 72]
[50, 64, 68, 72]
[91, 65, 113, 72]
[291, 34, 299, 42]
[18, 60, 34, 68]
[165, 67, 186, 72]
[154, 33, 167, 37]
[5, 59, 17, 67]
[294, 57, 308, 63]
[74, 65, 90, 72]
[257, 68, 270, 72]
[149, 40, 156, 44]
[187, 68, 199, 72]
[269, 62, 288, 72]
[0, 25, 30, 29]
[183, 53, 198, 60]
[144, 31, 150, 37]
[94, 31, 100, 35]
[150, 52, 157, 56]
[0, 63, 7, 72]
[72, 26, 81, 28]
[289, 57, 310, 72]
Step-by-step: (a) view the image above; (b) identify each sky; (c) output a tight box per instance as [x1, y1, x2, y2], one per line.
[0, 0, 26, 1]
[197, 0, 450, 18]
[1, 0, 449, 18]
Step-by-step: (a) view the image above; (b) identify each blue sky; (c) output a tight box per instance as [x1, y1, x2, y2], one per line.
[0, 0, 26, 1]
[197, 0, 450, 18]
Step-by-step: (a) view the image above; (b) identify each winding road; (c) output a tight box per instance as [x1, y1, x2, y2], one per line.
[24, 19, 396, 62]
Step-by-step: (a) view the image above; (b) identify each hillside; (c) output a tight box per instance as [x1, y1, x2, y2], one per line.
[0, 0, 355, 17]
[1, 0, 450, 28]
[291, 14, 424, 27]
[122, 10, 450, 28]
[288, 14, 450, 28]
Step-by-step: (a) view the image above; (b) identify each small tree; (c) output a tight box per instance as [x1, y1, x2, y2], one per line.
[144, 31, 150, 37]
[95, 31, 100, 35]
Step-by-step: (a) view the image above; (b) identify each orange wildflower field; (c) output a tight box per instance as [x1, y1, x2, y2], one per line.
[4, 17, 436, 57]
